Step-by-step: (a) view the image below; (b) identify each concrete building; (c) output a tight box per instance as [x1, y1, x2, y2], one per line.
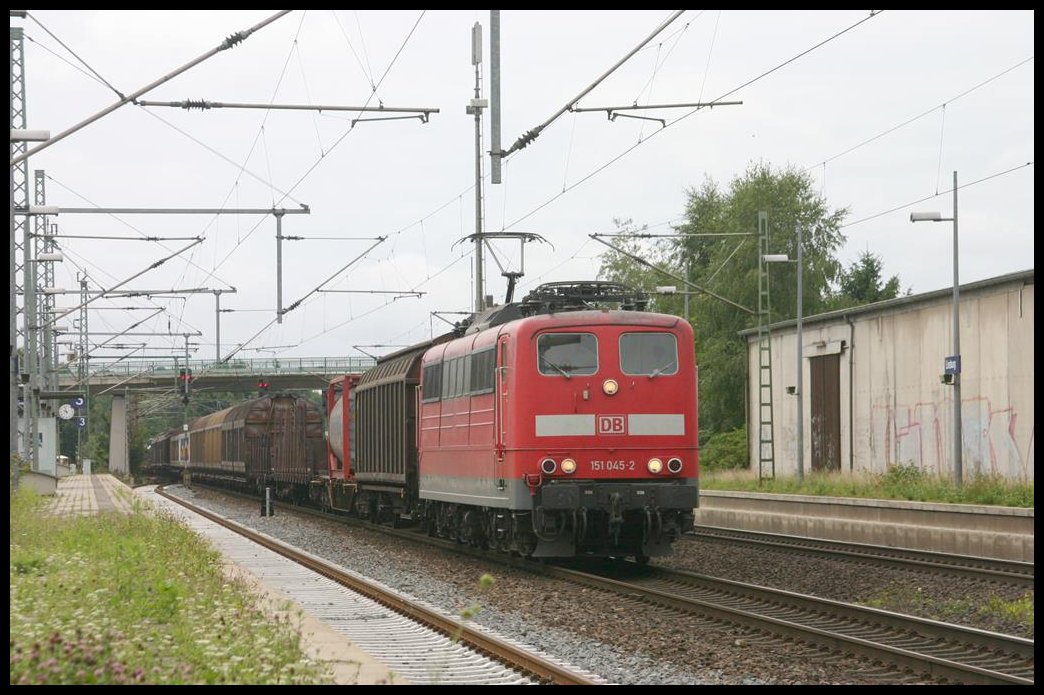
[742, 269, 1034, 481]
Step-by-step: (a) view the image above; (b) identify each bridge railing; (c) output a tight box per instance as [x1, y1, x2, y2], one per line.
[55, 356, 377, 381]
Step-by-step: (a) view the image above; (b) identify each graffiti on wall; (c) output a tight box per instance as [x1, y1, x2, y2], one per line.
[870, 397, 1031, 480]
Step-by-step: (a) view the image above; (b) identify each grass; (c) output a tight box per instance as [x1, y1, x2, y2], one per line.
[861, 586, 1034, 638]
[9, 486, 334, 685]
[700, 464, 1033, 508]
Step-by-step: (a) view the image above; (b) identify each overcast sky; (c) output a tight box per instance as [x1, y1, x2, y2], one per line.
[14, 10, 1034, 366]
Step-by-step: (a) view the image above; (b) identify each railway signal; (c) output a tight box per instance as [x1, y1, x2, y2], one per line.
[258, 377, 269, 396]
[178, 368, 194, 404]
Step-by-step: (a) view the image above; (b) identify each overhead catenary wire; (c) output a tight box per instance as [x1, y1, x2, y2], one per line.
[219, 236, 387, 363]
[12, 10, 294, 166]
[503, 10, 886, 232]
[841, 161, 1034, 230]
[802, 56, 1034, 175]
[22, 11, 1031, 376]
[23, 13, 123, 97]
[43, 173, 242, 290]
[589, 234, 754, 314]
[188, 10, 429, 347]
[45, 238, 204, 326]
[36, 10, 433, 368]
[500, 10, 687, 158]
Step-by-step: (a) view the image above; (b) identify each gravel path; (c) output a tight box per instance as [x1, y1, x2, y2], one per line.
[159, 485, 1032, 685]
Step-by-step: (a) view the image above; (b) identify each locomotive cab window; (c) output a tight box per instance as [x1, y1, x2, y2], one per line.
[441, 358, 457, 399]
[459, 355, 470, 396]
[620, 332, 678, 376]
[537, 332, 598, 377]
[469, 347, 496, 394]
[422, 362, 442, 402]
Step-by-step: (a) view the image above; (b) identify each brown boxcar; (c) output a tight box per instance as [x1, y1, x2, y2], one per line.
[186, 394, 324, 493]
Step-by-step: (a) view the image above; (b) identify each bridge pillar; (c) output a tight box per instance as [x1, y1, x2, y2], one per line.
[108, 395, 128, 476]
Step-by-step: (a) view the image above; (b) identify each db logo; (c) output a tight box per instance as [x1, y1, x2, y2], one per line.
[598, 415, 626, 435]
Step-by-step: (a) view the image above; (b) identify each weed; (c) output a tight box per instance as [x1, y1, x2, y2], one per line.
[702, 467, 1033, 507]
[10, 487, 334, 685]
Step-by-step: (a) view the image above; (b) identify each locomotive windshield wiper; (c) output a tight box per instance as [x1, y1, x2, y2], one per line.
[648, 361, 676, 379]
[541, 358, 572, 379]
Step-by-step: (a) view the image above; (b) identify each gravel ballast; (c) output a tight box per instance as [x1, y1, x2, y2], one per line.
[159, 485, 1031, 685]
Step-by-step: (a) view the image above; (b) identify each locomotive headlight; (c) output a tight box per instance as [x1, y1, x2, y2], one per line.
[647, 457, 664, 474]
[560, 458, 577, 474]
[540, 458, 557, 475]
[602, 379, 619, 396]
[667, 457, 683, 474]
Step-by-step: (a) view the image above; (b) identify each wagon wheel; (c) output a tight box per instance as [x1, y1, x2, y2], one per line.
[516, 533, 538, 558]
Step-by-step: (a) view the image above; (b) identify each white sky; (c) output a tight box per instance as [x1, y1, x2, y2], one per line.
[14, 10, 1034, 365]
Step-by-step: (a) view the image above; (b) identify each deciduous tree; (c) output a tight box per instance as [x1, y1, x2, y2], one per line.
[599, 161, 849, 439]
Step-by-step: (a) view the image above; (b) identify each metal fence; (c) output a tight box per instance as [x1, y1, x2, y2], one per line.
[56, 356, 377, 381]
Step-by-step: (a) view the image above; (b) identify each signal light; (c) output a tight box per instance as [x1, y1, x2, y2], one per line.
[258, 378, 269, 395]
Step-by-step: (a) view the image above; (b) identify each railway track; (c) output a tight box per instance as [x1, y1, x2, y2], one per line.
[153, 486, 607, 685]
[332, 509, 1036, 684]
[350, 510, 1035, 684]
[688, 525, 1035, 587]
[172, 482, 1034, 684]
[550, 562, 1034, 686]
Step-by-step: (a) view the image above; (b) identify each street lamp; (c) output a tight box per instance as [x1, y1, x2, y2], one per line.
[910, 170, 961, 488]
[761, 224, 804, 483]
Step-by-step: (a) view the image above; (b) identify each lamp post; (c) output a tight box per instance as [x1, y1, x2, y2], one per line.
[910, 170, 961, 488]
[762, 223, 804, 483]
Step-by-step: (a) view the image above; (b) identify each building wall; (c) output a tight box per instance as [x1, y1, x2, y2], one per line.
[747, 274, 1034, 481]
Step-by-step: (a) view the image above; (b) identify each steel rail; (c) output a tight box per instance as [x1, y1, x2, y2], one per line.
[688, 525, 1034, 587]
[163, 482, 1033, 685]
[553, 563, 1034, 686]
[156, 486, 601, 685]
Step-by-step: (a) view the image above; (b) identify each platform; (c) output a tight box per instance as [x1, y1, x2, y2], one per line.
[41, 474, 405, 685]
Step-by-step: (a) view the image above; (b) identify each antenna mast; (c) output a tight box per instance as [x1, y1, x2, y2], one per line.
[467, 22, 488, 311]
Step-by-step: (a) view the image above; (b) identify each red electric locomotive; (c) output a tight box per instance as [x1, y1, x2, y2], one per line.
[321, 282, 699, 560]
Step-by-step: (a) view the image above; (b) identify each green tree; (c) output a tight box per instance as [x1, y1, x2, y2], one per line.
[596, 218, 686, 315]
[826, 250, 905, 310]
[599, 161, 848, 439]
[128, 401, 152, 478]
[82, 395, 112, 469]
[59, 417, 79, 461]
